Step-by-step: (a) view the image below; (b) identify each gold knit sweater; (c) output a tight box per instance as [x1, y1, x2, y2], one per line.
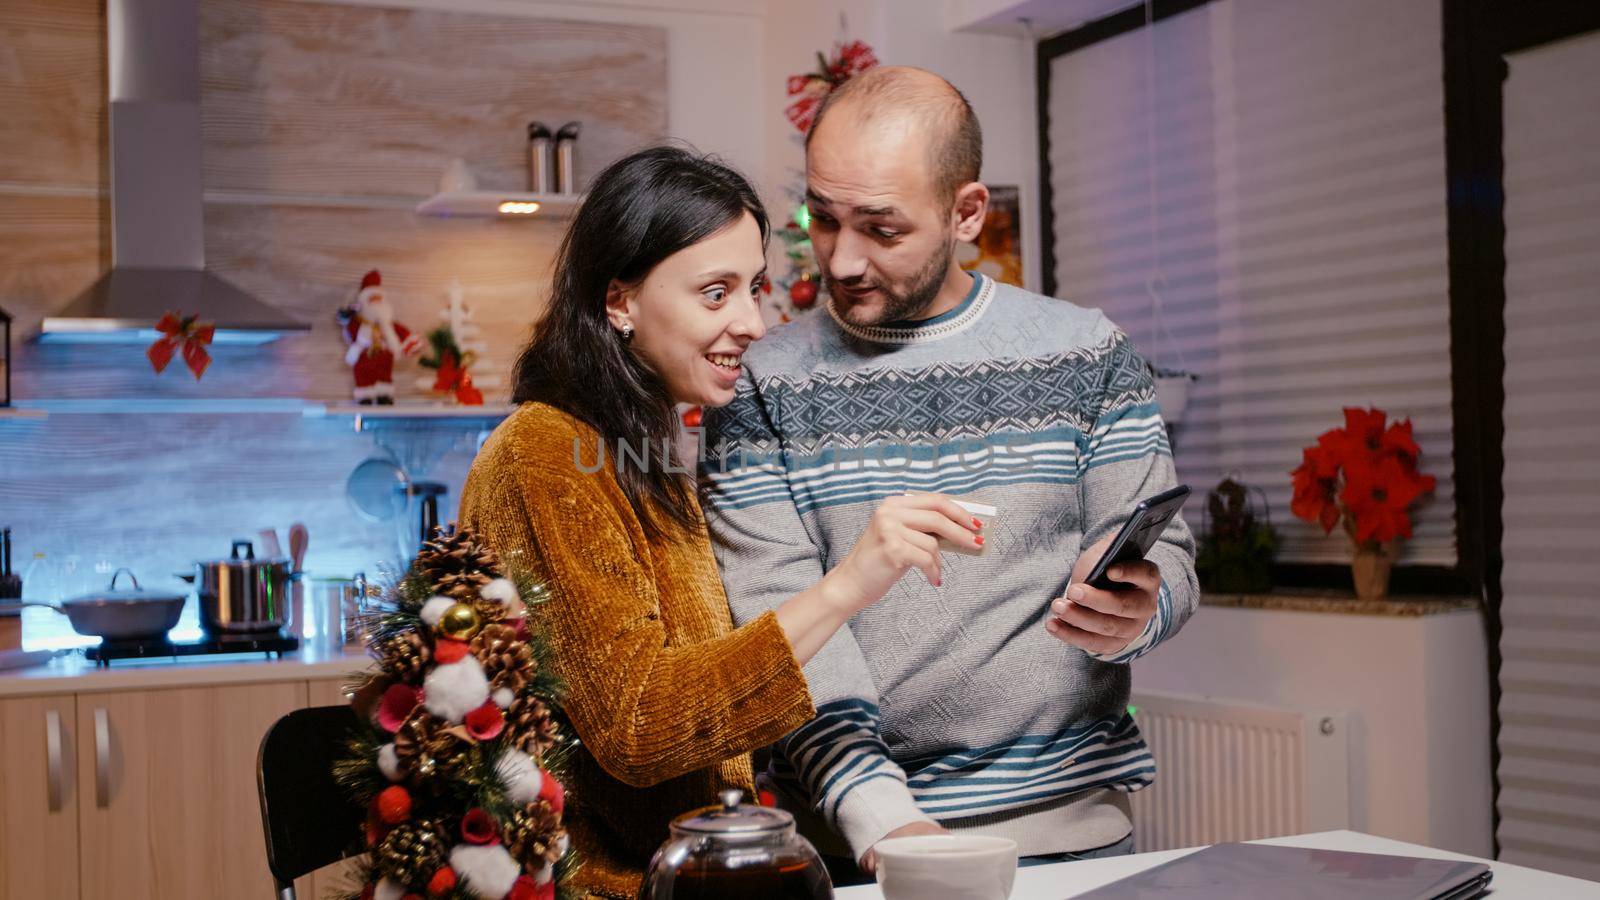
[459, 403, 815, 899]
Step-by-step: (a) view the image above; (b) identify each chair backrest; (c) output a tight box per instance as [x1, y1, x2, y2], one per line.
[257, 704, 368, 890]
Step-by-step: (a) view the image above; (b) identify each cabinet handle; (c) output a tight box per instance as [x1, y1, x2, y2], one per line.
[45, 709, 63, 812]
[94, 707, 110, 809]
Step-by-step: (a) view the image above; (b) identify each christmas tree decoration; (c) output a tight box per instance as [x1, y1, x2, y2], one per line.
[146, 310, 215, 380]
[437, 602, 483, 641]
[339, 270, 425, 405]
[784, 40, 879, 134]
[417, 280, 499, 405]
[332, 526, 576, 900]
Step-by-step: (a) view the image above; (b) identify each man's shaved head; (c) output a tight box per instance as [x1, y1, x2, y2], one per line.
[806, 66, 983, 206]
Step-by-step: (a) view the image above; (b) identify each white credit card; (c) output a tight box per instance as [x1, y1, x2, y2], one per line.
[905, 494, 996, 555]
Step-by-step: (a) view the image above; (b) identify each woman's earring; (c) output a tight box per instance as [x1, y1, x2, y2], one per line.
[619, 322, 635, 343]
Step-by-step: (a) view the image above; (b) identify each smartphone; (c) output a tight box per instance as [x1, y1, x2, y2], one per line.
[1083, 484, 1191, 591]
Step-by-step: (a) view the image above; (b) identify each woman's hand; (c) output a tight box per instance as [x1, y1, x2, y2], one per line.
[826, 492, 984, 612]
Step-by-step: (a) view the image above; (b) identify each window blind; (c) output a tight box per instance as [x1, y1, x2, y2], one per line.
[1496, 27, 1600, 882]
[1044, 0, 1457, 565]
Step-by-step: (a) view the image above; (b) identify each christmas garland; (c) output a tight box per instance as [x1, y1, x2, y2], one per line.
[331, 528, 579, 900]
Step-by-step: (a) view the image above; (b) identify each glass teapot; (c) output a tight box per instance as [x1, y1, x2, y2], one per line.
[639, 789, 833, 899]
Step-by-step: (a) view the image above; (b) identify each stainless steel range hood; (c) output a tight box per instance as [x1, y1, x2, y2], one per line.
[35, 0, 308, 345]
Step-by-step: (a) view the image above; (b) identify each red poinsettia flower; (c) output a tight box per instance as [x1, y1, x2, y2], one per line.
[1343, 407, 1387, 453]
[1290, 448, 1340, 534]
[1380, 419, 1420, 461]
[1340, 455, 1432, 543]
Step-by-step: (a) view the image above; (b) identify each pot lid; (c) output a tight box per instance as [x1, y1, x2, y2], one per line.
[671, 790, 794, 838]
[195, 538, 289, 568]
[65, 568, 185, 605]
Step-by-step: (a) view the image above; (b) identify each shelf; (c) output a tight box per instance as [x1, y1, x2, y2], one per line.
[414, 190, 579, 218]
[13, 398, 319, 415]
[0, 407, 48, 420]
[307, 403, 516, 433]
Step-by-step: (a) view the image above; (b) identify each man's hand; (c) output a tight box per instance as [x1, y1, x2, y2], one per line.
[1044, 534, 1161, 656]
[859, 821, 949, 874]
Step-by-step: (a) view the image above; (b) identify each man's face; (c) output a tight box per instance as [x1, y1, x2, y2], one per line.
[805, 115, 958, 327]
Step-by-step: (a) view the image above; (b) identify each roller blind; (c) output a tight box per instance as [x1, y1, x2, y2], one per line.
[1044, 0, 1457, 565]
[1495, 27, 1600, 883]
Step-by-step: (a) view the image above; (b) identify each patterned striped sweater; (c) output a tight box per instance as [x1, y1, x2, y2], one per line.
[700, 273, 1199, 858]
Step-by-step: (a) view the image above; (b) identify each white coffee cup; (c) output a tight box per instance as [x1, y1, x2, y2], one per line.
[874, 834, 1019, 900]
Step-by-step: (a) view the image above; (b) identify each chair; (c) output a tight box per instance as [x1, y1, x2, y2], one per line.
[257, 704, 368, 899]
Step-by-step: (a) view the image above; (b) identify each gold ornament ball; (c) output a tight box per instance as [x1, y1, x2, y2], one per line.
[436, 602, 482, 641]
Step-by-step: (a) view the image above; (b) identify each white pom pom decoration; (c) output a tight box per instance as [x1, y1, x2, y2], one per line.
[377, 743, 403, 782]
[419, 595, 456, 627]
[449, 842, 521, 899]
[479, 578, 523, 618]
[495, 748, 543, 804]
[374, 878, 405, 900]
[423, 657, 490, 724]
[492, 686, 514, 709]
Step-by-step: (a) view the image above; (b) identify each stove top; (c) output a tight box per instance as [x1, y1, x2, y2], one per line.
[84, 631, 299, 667]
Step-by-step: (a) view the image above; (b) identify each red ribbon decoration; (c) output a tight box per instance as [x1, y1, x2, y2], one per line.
[431, 350, 484, 405]
[146, 311, 215, 380]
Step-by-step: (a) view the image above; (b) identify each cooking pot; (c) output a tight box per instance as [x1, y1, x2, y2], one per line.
[20, 569, 186, 640]
[639, 790, 833, 899]
[187, 539, 292, 634]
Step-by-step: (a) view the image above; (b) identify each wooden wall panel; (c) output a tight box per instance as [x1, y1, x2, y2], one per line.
[0, 0, 105, 189]
[200, 0, 667, 197]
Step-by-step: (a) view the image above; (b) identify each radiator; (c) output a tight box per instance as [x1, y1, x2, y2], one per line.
[1128, 689, 1352, 851]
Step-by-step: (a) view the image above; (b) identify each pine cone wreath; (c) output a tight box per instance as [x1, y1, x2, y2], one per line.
[377, 631, 432, 685]
[413, 528, 503, 607]
[506, 801, 568, 869]
[471, 624, 535, 692]
[504, 694, 560, 757]
[375, 817, 448, 887]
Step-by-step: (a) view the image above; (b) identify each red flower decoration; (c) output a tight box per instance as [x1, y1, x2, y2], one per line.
[461, 807, 499, 845]
[146, 311, 215, 380]
[434, 637, 471, 664]
[377, 683, 422, 732]
[464, 700, 505, 741]
[427, 866, 458, 897]
[376, 785, 412, 825]
[784, 40, 880, 133]
[538, 771, 565, 814]
[1288, 407, 1435, 547]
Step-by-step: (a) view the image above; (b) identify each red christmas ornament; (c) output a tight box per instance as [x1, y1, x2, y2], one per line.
[426, 866, 458, 896]
[537, 771, 565, 814]
[461, 807, 499, 845]
[789, 279, 819, 308]
[434, 637, 471, 664]
[376, 785, 413, 825]
[464, 700, 506, 740]
[680, 406, 702, 429]
[507, 876, 540, 900]
[377, 683, 422, 733]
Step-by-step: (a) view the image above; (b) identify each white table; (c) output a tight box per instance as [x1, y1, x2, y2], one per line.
[836, 830, 1600, 898]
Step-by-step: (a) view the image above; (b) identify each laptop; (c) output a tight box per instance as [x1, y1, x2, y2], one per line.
[1072, 843, 1493, 899]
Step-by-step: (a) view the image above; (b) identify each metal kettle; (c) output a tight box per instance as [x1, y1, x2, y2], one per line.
[639, 789, 833, 899]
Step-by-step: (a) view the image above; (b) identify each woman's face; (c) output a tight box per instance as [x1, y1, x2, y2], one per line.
[607, 211, 768, 408]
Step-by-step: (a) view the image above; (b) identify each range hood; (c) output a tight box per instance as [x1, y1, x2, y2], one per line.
[35, 0, 308, 345]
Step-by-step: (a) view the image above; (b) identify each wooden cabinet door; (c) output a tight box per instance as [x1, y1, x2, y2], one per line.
[0, 695, 80, 900]
[308, 677, 366, 898]
[76, 682, 308, 900]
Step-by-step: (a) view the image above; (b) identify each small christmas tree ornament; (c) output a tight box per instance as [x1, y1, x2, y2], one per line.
[436, 602, 482, 641]
[376, 818, 449, 887]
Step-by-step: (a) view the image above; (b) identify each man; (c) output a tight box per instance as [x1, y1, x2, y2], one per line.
[700, 66, 1198, 876]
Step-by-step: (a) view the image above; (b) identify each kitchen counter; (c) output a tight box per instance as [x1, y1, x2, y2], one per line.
[0, 633, 372, 697]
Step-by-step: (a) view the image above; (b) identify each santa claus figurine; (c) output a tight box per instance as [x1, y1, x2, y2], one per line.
[339, 270, 424, 404]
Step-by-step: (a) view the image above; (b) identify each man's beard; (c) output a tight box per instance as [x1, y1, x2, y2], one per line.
[826, 236, 954, 327]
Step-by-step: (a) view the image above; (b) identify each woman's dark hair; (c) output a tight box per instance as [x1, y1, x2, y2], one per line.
[512, 145, 769, 541]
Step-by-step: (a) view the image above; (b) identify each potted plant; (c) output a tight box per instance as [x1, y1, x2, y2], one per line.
[1196, 476, 1278, 594]
[1289, 408, 1436, 599]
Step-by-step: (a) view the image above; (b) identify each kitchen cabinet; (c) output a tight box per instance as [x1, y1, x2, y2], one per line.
[75, 681, 309, 899]
[0, 695, 80, 899]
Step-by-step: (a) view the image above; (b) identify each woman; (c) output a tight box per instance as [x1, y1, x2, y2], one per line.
[458, 146, 980, 898]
